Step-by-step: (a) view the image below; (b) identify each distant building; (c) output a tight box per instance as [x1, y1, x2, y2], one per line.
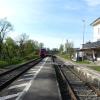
[81, 41, 100, 61]
[80, 18, 100, 61]
[91, 17, 100, 41]
[72, 48, 82, 61]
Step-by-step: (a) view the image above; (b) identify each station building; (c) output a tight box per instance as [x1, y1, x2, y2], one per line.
[80, 17, 100, 61]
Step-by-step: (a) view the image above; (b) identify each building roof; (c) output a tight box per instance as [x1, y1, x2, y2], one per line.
[90, 17, 100, 26]
[82, 41, 100, 50]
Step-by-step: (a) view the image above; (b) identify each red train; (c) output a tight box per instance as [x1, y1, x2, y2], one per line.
[39, 49, 47, 58]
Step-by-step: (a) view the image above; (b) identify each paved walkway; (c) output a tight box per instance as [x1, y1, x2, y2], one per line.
[21, 57, 61, 100]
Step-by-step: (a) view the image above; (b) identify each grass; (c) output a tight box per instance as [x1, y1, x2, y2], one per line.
[75, 60, 91, 64]
[58, 54, 71, 60]
[0, 54, 39, 69]
[88, 66, 100, 71]
[58, 54, 91, 64]
[58, 54, 100, 72]
[0, 59, 22, 69]
[0, 60, 9, 68]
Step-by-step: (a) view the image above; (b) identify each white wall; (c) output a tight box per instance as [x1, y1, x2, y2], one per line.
[93, 24, 100, 41]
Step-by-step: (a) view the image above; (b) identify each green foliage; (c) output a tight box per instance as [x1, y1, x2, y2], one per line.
[65, 40, 74, 58]
[39, 43, 44, 49]
[52, 48, 59, 55]
[0, 60, 9, 68]
[58, 40, 74, 59]
[24, 40, 36, 55]
[0, 19, 45, 68]
[0, 33, 43, 68]
[58, 54, 71, 60]
[59, 44, 64, 54]
[9, 57, 22, 64]
[75, 60, 90, 64]
[0, 18, 13, 59]
[5, 37, 17, 59]
[88, 66, 100, 71]
[24, 53, 39, 60]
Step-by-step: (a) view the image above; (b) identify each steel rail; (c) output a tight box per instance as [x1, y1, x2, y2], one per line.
[67, 66, 100, 96]
[57, 65, 79, 100]
[56, 56, 100, 97]
[0, 58, 40, 76]
[52, 56, 78, 100]
[53, 57, 99, 100]
[0, 57, 42, 91]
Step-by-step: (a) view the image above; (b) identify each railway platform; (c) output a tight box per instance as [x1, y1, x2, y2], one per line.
[0, 57, 61, 100]
[21, 57, 61, 100]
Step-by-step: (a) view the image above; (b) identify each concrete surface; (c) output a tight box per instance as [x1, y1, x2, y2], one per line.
[21, 57, 61, 100]
[0, 57, 61, 100]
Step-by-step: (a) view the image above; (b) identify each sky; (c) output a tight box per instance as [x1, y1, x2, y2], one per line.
[0, 0, 100, 49]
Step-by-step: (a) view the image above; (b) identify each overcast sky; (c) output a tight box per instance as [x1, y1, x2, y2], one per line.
[0, 0, 100, 49]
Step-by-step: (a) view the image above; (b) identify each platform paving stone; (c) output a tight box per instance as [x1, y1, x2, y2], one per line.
[21, 57, 61, 100]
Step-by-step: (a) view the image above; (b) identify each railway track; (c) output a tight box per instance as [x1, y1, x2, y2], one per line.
[53, 57, 100, 100]
[0, 58, 42, 91]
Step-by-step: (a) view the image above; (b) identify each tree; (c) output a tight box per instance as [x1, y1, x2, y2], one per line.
[18, 33, 29, 57]
[39, 43, 44, 49]
[0, 18, 13, 58]
[65, 40, 74, 58]
[65, 40, 68, 53]
[52, 48, 59, 55]
[5, 37, 17, 59]
[24, 40, 34, 55]
[59, 44, 64, 54]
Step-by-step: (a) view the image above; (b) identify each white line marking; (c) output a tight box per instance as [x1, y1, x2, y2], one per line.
[29, 69, 37, 71]
[0, 92, 22, 100]
[28, 70, 37, 72]
[17, 78, 33, 82]
[16, 57, 48, 100]
[26, 70, 37, 73]
[24, 74, 34, 77]
[8, 83, 28, 89]
[30, 68, 39, 71]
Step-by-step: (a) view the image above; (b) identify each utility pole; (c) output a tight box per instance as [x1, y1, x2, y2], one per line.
[82, 19, 85, 61]
[82, 19, 85, 47]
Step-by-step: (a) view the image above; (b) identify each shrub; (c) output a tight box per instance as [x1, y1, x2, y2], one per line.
[24, 53, 39, 60]
[0, 60, 8, 68]
[10, 57, 21, 64]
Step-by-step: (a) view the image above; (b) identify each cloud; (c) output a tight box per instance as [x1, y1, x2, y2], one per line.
[84, 0, 100, 7]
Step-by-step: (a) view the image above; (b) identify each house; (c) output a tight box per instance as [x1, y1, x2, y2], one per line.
[91, 17, 100, 41]
[80, 17, 100, 61]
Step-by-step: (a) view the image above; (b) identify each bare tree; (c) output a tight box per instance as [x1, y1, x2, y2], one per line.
[65, 40, 74, 59]
[0, 18, 13, 58]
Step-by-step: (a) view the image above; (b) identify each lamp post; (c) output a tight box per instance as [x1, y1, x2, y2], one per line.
[82, 19, 85, 61]
[82, 19, 85, 46]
